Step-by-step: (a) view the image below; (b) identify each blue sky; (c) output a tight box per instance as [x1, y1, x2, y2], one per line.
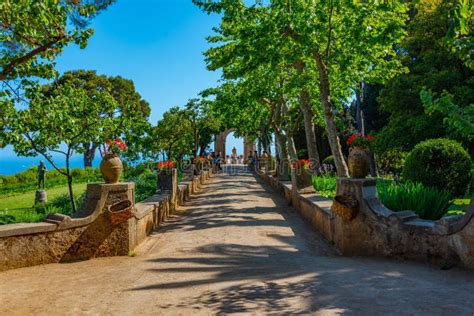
[0, 0, 245, 174]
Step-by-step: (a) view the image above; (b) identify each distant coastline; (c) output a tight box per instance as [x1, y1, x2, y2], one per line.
[0, 155, 99, 176]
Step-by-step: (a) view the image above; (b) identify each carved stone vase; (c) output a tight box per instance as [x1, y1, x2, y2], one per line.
[294, 167, 315, 194]
[157, 169, 173, 192]
[348, 147, 369, 179]
[100, 154, 123, 184]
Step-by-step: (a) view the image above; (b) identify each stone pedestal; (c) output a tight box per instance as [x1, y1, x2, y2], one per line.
[60, 182, 136, 262]
[34, 190, 47, 204]
[183, 163, 194, 181]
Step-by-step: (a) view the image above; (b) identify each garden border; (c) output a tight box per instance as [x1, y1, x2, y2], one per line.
[0, 169, 213, 272]
[259, 170, 474, 269]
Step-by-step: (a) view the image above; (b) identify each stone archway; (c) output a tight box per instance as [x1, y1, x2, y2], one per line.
[214, 129, 256, 163]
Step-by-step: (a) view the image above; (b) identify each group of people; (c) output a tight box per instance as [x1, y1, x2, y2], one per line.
[199, 149, 270, 173]
[248, 150, 269, 170]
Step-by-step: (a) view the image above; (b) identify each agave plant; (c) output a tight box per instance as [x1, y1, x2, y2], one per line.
[376, 180, 451, 220]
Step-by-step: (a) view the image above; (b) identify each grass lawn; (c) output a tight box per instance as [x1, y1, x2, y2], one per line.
[0, 183, 87, 224]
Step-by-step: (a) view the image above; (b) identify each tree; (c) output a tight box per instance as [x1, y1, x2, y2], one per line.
[278, 1, 407, 176]
[152, 107, 194, 161]
[1, 84, 117, 212]
[0, 0, 115, 84]
[194, 0, 408, 177]
[376, 0, 473, 156]
[184, 98, 221, 157]
[45, 70, 151, 167]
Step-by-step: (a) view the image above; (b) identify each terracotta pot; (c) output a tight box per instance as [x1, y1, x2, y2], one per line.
[108, 200, 134, 225]
[100, 154, 123, 184]
[331, 195, 359, 221]
[348, 147, 369, 178]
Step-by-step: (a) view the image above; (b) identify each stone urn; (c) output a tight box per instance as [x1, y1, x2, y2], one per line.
[348, 147, 369, 178]
[194, 160, 203, 175]
[157, 169, 173, 192]
[100, 154, 123, 184]
[294, 167, 315, 194]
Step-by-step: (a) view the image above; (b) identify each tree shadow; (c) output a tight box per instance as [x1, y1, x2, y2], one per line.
[132, 167, 474, 314]
[130, 241, 474, 314]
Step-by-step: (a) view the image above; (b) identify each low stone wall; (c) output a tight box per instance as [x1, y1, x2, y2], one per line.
[259, 172, 474, 269]
[0, 170, 212, 272]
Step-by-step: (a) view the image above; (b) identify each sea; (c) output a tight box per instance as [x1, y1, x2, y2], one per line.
[0, 154, 100, 176]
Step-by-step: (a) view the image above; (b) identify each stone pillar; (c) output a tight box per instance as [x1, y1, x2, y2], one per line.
[333, 178, 377, 256]
[244, 136, 256, 163]
[183, 162, 194, 181]
[60, 182, 136, 262]
[34, 190, 47, 204]
[214, 131, 226, 159]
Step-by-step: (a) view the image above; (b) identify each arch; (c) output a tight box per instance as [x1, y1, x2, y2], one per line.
[214, 129, 256, 163]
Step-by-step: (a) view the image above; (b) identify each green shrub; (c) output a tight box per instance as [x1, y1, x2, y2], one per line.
[377, 149, 408, 175]
[312, 176, 337, 199]
[377, 180, 451, 220]
[403, 138, 472, 197]
[128, 173, 156, 202]
[0, 213, 15, 225]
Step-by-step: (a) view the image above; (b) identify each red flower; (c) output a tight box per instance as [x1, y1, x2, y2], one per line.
[291, 159, 311, 169]
[104, 138, 127, 155]
[346, 134, 375, 147]
[157, 161, 175, 170]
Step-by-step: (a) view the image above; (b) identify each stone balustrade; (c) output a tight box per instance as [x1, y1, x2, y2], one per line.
[0, 168, 213, 272]
[259, 171, 474, 269]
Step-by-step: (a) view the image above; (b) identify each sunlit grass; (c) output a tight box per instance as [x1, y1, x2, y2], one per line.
[0, 183, 87, 224]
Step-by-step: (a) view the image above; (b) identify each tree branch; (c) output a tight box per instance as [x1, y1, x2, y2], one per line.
[0, 35, 66, 81]
[325, 0, 335, 59]
[24, 133, 67, 175]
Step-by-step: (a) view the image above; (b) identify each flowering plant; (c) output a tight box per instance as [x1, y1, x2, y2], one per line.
[291, 159, 311, 170]
[192, 156, 206, 164]
[104, 138, 126, 156]
[346, 134, 375, 149]
[157, 161, 175, 170]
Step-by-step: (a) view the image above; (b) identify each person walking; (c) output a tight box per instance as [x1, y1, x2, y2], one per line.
[215, 152, 223, 172]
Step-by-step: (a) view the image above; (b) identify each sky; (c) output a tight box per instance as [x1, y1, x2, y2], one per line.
[0, 0, 245, 175]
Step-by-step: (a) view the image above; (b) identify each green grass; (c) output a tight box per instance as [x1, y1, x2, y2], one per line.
[311, 175, 471, 219]
[446, 198, 471, 216]
[312, 176, 337, 199]
[0, 183, 87, 224]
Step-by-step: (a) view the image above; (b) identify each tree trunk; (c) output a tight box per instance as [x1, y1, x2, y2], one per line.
[65, 152, 77, 213]
[83, 142, 97, 168]
[194, 129, 199, 157]
[199, 144, 206, 156]
[274, 131, 288, 162]
[354, 83, 364, 134]
[274, 129, 291, 181]
[67, 175, 77, 213]
[294, 60, 321, 167]
[314, 52, 349, 177]
[287, 134, 298, 160]
[299, 88, 321, 166]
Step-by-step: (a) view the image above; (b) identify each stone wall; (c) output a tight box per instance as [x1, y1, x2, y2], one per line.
[259, 172, 474, 269]
[0, 170, 212, 272]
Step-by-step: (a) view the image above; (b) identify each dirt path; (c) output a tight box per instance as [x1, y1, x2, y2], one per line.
[1, 165, 473, 315]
